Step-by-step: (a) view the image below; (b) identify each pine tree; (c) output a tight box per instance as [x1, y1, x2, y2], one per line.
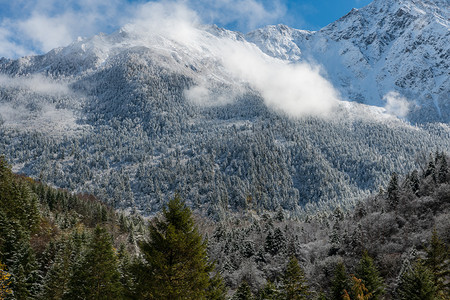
[206, 271, 227, 300]
[437, 155, 448, 183]
[136, 196, 221, 299]
[424, 230, 449, 298]
[233, 281, 254, 300]
[425, 160, 436, 183]
[387, 172, 399, 210]
[396, 259, 437, 300]
[332, 262, 350, 300]
[40, 243, 73, 300]
[280, 256, 309, 300]
[409, 170, 420, 196]
[258, 280, 280, 300]
[117, 243, 136, 300]
[355, 251, 384, 299]
[66, 226, 122, 300]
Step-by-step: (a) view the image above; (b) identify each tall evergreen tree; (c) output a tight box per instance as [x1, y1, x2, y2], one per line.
[281, 256, 309, 300]
[233, 281, 254, 300]
[437, 155, 448, 183]
[258, 280, 280, 300]
[40, 243, 73, 300]
[66, 226, 122, 300]
[396, 259, 437, 300]
[409, 170, 420, 196]
[136, 196, 223, 299]
[424, 230, 449, 298]
[387, 172, 399, 210]
[355, 251, 384, 299]
[331, 262, 350, 300]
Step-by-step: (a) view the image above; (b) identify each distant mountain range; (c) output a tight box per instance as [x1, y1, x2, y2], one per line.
[0, 0, 449, 217]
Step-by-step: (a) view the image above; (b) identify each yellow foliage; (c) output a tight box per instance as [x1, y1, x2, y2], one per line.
[0, 261, 13, 299]
[342, 276, 372, 300]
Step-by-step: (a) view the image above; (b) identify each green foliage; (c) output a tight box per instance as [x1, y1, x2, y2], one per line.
[355, 251, 384, 299]
[281, 256, 309, 300]
[0, 156, 137, 300]
[258, 280, 280, 300]
[66, 226, 122, 300]
[424, 230, 449, 298]
[136, 196, 221, 299]
[233, 281, 254, 300]
[396, 259, 437, 300]
[331, 262, 350, 300]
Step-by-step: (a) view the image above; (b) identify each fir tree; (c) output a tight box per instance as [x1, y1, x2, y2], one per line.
[424, 230, 449, 298]
[66, 226, 122, 300]
[206, 271, 227, 300]
[280, 256, 309, 300]
[355, 251, 384, 299]
[233, 281, 254, 300]
[396, 259, 437, 300]
[437, 156, 448, 183]
[258, 280, 280, 300]
[409, 170, 420, 196]
[387, 172, 399, 210]
[425, 160, 437, 183]
[40, 243, 73, 300]
[136, 196, 220, 299]
[332, 262, 350, 300]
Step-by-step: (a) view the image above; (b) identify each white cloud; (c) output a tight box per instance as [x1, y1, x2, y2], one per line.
[126, 1, 339, 118]
[0, 74, 80, 133]
[0, 27, 31, 58]
[383, 91, 410, 118]
[17, 13, 74, 52]
[129, 1, 201, 44]
[216, 40, 339, 117]
[1, 0, 339, 119]
[0, 74, 70, 95]
[0, 0, 286, 58]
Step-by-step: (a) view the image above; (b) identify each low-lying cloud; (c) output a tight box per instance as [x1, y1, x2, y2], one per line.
[184, 27, 339, 117]
[217, 40, 339, 117]
[383, 91, 410, 119]
[0, 74, 70, 95]
[0, 74, 80, 132]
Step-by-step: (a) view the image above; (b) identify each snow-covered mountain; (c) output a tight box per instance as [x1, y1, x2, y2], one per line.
[247, 0, 450, 123]
[0, 0, 449, 217]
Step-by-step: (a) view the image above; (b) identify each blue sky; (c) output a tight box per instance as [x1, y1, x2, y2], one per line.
[0, 0, 372, 58]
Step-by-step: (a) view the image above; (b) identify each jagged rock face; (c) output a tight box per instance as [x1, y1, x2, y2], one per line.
[246, 0, 450, 123]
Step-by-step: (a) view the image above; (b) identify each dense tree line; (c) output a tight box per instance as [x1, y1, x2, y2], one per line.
[1, 152, 449, 299]
[1, 50, 450, 218]
[206, 152, 450, 299]
[0, 156, 143, 299]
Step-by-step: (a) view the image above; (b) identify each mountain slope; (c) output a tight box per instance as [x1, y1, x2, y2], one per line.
[246, 0, 450, 123]
[0, 0, 449, 217]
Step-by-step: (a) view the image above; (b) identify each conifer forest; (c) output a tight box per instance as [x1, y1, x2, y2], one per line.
[1, 153, 449, 299]
[1, 0, 450, 299]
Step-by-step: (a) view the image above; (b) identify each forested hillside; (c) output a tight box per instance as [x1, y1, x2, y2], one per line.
[1, 0, 449, 217]
[1, 152, 449, 299]
[207, 151, 450, 299]
[0, 156, 145, 299]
